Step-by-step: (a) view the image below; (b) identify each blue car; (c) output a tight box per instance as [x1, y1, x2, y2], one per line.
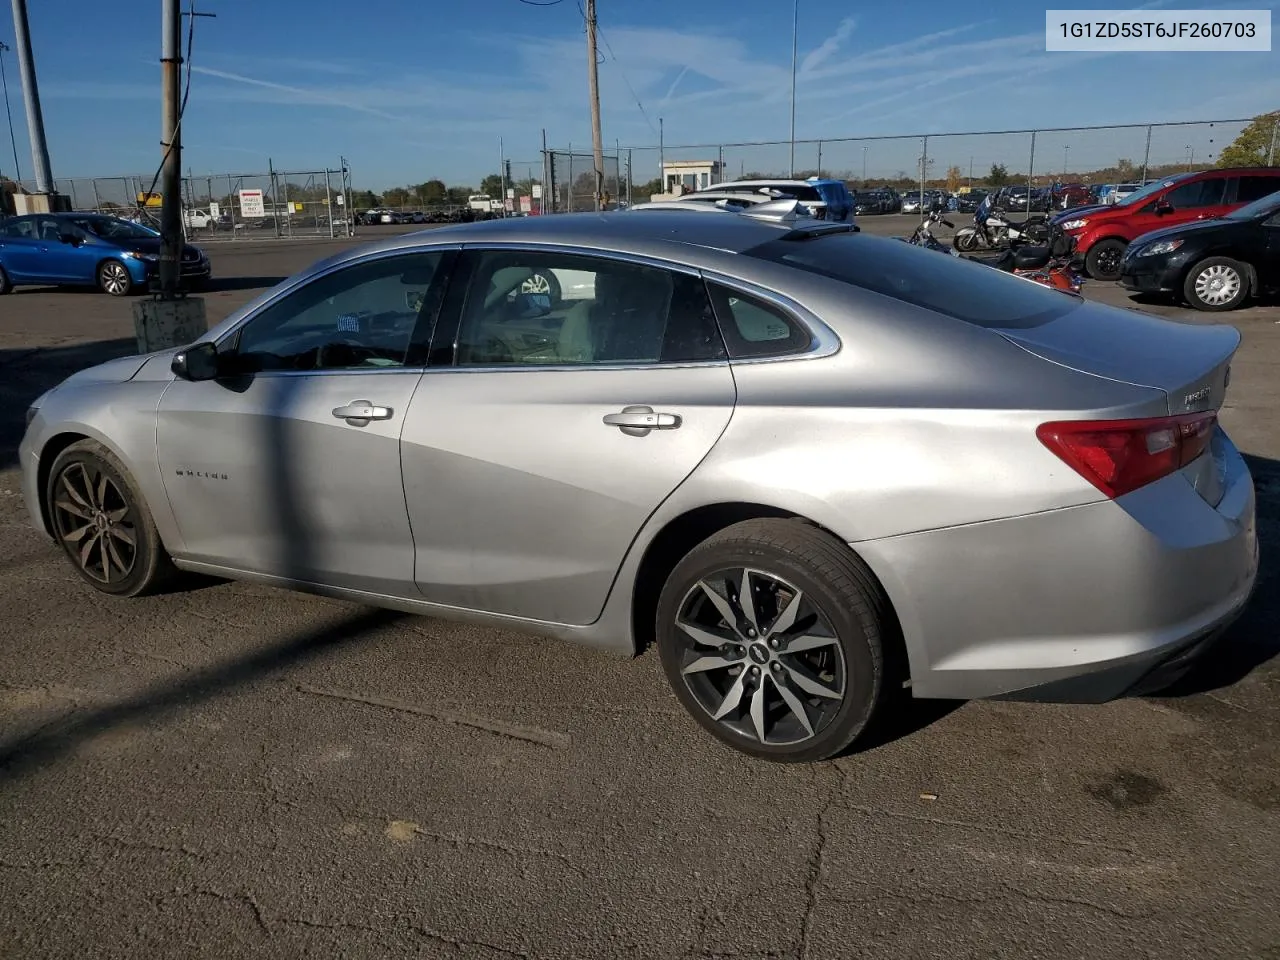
[0, 213, 211, 296]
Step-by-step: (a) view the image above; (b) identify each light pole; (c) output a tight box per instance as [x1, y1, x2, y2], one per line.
[861, 145, 867, 182]
[1063, 145, 1069, 178]
[0, 41, 18, 182]
[788, 0, 798, 178]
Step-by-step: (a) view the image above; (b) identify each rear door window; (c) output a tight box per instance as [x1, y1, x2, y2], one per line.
[1235, 175, 1280, 203]
[743, 232, 1080, 330]
[1165, 177, 1225, 209]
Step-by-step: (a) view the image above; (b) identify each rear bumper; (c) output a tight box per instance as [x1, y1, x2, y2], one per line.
[855, 430, 1259, 702]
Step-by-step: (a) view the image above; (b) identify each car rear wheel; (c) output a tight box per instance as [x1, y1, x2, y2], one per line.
[0, 266, 10, 295]
[97, 259, 133, 296]
[656, 519, 888, 763]
[46, 439, 176, 597]
[1084, 238, 1127, 281]
[1183, 257, 1248, 312]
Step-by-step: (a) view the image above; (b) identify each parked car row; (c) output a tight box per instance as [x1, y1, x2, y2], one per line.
[357, 208, 502, 227]
[1047, 166, 1280, 310]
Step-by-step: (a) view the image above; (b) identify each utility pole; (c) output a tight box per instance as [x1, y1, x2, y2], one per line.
[788, 0, 798, 178]
[134, 0, 210, 355]
[658, 116, 664, 193]
[9, 0, 55, 204]
[585, 0, 604, 210]
[0, 41, 19, 182]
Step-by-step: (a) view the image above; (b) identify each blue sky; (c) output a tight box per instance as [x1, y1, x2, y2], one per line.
[15, 0, 1280, 190]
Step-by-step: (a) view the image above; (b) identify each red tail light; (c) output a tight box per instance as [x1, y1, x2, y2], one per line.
[1037, 412, 1217, 499]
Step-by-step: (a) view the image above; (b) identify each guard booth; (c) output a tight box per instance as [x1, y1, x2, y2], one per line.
[651, 160, 724, 201]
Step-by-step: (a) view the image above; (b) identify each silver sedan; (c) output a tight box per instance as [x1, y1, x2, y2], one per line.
[19, 208, 1259, 762]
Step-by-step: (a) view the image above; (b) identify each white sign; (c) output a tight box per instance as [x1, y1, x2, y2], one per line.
[506, 188, 515, 199]
[208, 201, 220, 219]
[335, 193, 345, 206]
[238, 188, 265, 218]
[504, 198, 514, 212]
[532, 183, 543, 199]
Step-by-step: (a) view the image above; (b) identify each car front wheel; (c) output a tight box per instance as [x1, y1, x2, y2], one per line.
[97, 259, 133, 296]
[1183, 256, 1249, 312]
[1084, 238, 1127, 281]
[656, 519, 889, 763]
[46, 439, 176, 596]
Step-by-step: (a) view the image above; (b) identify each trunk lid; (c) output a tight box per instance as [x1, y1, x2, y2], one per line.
[996, 301, 1239, 414]
[998, 301, 1240, 506]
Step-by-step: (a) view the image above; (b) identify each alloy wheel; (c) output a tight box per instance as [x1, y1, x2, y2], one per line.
[521, 273, 553, 295]
[674, 568, 847, 747]
[100, 262, 130, 295]
[1096, 246, 1122, 276]
[1194, 264, 1241, 306]
[51, 461, 138, 584]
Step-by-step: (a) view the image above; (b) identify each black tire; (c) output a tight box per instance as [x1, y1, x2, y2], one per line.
[953, 231, 978, 252]
[97, 259, 133, 297]
[1182, 256, 1249, 312]
[1084, 238, 1127, 281]
[0, 266, 11, 294]
[656, 518, 890, 763]
[45, 439, 176, 597]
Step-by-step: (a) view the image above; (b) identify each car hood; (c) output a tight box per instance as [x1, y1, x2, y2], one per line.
[1128, 217, 1240, 248]
[1051, 203, 1110, 223]
[56, 347, 177, 389]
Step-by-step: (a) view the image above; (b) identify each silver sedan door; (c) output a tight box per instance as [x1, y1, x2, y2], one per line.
[157, 249, 452, 595]
[401, 247, 736, 625]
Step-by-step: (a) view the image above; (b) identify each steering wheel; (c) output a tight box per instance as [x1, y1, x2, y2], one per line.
[316, 338, 379, 369]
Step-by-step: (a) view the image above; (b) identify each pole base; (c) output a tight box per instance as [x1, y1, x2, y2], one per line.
[132, 296, 208, 355]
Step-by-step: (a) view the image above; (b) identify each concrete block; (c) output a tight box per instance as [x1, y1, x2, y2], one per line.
[132, 297, 209, 354]
[13, 191, 71, 214]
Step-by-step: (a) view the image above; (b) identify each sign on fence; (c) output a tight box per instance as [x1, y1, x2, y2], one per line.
[520, 196, 532, 213]
[238, 188, 265, 218]
[208, 201, 220, 219]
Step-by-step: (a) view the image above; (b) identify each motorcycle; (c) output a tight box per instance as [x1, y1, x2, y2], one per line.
[899, 206, 960, 256]
[964, 238, 1083, 293]
[952, 193, 1050, 252]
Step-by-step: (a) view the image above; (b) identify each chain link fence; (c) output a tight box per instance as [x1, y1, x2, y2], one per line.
[542, 150, 625, 212]
[13, 159, 356, 240]
[584, 117, 1278, 205]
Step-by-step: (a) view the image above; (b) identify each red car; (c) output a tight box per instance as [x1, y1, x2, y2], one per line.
[1054, 183, 1093, 209]
[1054, 167, 1280, 281]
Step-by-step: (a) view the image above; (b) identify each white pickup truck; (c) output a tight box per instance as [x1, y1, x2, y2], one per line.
[183, 208, 226, 230]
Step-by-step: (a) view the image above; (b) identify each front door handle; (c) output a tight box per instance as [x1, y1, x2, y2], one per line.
[603, 404, 681, 437]
[332, 400, 393, 424]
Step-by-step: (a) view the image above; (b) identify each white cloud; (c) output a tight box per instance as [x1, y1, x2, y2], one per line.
[801, 16, 857, 73]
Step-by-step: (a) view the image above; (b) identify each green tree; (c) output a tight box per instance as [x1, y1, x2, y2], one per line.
[445, 186, 473, 205]
[352, 190, 379, 208]
[383, 187, 411, 207]
[1218, 111, 1280, 167]
[415, 179, 447, 204]
[1116, 158, 1135, 179]
[479, 173, 504, 198]
[988, 163, 1010, 186]
[945, 165, 962, 192]
[636, 177, 662, 198]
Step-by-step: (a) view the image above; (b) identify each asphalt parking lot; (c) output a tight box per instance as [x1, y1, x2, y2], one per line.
[2, 217, 1279, 959]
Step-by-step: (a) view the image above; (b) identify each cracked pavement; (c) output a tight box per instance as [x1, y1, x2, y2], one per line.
[2, 224, 1279, 959]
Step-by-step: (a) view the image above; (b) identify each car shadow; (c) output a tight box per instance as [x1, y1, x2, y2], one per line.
[197, 276, 287, 293]
[0, 607, 406, 782]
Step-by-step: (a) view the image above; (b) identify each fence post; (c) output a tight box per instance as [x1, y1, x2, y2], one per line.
[91, 178, 101, 213]
[718, 144, 723, 186]
[283, 176, 292, 238]
[1268, 119, 1278, 166]
[226, 174, 237, 240]
[567, 150, 574, 213]
[1141, 124, 1153, 182]
[817, 140, 823, 178]
[1027, 130, 1037, 209]
[919, 136, 927, 214]
[325, 168, 334, 239]
[626, 149, 632, 205]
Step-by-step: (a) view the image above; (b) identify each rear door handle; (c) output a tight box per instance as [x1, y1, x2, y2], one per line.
[332, 400, 392, 424]
[603, 405, 681, 436]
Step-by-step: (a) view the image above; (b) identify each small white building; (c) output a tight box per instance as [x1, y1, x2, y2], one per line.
[651, 160, 723, 201]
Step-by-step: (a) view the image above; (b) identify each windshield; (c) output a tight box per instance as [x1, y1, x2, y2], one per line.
[744, 232, 1079, 330]
[76, 217, 160, 240]
[1225, 188, 1280, 220]
[1117, 174, 1191, 207]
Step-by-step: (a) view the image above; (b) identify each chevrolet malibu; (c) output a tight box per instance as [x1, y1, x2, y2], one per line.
[19, 209, 1259, 762]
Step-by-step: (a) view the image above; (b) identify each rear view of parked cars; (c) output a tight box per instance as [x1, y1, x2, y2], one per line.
[670, 178, 856, 222]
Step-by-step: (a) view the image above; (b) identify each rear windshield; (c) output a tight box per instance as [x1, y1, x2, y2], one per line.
[744, 183, 823, 203]
[743, 232, 1081, 330]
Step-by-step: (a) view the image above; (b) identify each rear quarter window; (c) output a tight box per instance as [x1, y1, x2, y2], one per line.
[744, 233, 1080, 330]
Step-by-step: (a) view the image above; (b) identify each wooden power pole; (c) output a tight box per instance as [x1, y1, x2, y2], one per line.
[585, 0, 605, 209]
